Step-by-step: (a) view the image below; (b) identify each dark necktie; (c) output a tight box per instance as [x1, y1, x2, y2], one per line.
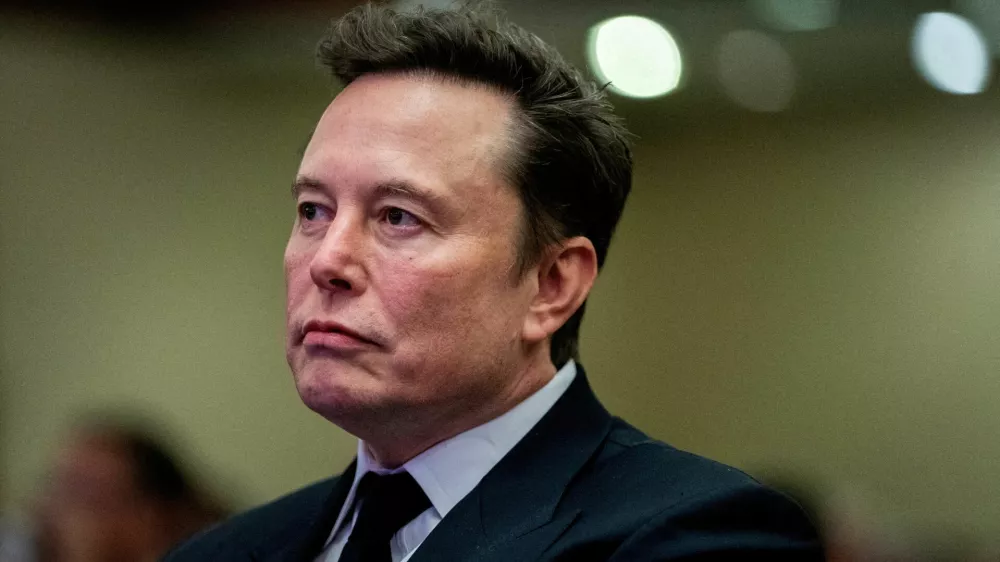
[339, 471, 432, 562]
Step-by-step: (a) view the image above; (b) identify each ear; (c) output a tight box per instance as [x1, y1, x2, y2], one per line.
[522, 236, 598, 344]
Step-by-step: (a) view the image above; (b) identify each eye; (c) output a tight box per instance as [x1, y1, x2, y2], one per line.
[298, 202, 326, 221]
[383, 207, 422, 228]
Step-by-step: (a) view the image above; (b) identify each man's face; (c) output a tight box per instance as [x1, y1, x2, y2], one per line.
[285, 73, 538, 438]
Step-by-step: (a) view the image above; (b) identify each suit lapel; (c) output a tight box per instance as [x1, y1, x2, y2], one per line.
[251, 460, 357, 562]
[409, 368, 612, 562]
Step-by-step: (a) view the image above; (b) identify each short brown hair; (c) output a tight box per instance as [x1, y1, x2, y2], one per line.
[318, 3, 633, 368]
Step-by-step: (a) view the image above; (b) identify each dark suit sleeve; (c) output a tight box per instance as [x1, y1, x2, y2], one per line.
[606, 483, 824, 561]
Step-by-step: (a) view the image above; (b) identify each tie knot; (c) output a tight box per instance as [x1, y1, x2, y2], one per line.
[355, 471, 431, 540]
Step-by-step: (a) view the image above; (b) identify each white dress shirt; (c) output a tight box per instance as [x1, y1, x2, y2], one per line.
[316, 360, 578, 562]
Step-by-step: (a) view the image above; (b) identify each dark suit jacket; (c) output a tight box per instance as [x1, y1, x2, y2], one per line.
[165, 369, 823, 561]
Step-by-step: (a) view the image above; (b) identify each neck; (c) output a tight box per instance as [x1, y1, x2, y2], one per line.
[364, 355, 558, 468]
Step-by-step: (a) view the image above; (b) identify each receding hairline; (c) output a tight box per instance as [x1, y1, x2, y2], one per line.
[331, 68, 531, 189]
[343, 67, 518, 99]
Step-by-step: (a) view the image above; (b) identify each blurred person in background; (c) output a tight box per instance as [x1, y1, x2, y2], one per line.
[762, 476, 1000, 562]
[26, 418, 227, 562]
[167, 2, 821, 561]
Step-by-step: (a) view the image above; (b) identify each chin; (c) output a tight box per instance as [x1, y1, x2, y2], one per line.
[292, 361, 382, 427]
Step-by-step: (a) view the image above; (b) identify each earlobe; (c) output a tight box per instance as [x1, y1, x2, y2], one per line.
[522, 237, 598, 344]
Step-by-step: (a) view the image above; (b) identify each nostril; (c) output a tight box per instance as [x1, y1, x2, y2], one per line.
[329, 278, 351, 290]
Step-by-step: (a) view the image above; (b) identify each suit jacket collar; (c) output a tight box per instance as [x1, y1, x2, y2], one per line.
[252, 366, 611, 562]
[409, 366, 612, 562]
[251, 460, 357, 562]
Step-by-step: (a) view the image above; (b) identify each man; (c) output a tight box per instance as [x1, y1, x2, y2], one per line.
[166, 3, 822, 561]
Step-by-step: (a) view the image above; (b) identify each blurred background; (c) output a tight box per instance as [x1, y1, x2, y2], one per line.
[2, 0, 999, 559]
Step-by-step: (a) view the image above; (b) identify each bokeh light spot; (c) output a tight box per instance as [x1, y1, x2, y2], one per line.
[716, 30, 796, 112]
[912, 12, 992, 95]
[751, 0, 840, 32]
[587, 15, 683, 99]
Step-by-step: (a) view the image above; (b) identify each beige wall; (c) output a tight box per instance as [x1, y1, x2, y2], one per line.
[2, 20, 999, 540]
[588, 106, 1000, 537]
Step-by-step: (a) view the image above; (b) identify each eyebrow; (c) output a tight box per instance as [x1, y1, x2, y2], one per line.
[371, 180, 450, 209]
[291, 176, 452, 215]
[291, 176, 324, 199]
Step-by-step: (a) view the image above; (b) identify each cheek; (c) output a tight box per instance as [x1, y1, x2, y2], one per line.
[379, 266, 453, 326]
[378, 250, 519, 344]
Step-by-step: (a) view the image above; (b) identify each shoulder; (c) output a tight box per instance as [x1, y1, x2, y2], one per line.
[163, 477, 338, 560]
[583, 418, 764, 499]
[558, 419, 822, 559]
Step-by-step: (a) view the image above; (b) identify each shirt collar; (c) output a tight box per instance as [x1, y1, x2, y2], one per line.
[352, 360, 577, 519]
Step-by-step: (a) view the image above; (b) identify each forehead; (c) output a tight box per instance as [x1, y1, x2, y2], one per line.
[301, 73, 517, 192]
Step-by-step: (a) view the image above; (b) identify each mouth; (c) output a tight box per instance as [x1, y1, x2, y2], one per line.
[299, 320, 380, 349]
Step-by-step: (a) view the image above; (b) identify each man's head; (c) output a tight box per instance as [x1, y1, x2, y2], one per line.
[284, 3, 631, 463]
[35, 422, 225, 562]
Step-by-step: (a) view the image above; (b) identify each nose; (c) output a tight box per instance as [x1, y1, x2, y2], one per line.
[308, 213, 367, 295]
